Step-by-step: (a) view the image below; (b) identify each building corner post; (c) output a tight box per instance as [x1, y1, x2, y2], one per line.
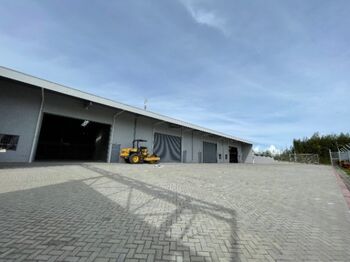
[29, 88, 44, 163]
[108, 110, 124, 163]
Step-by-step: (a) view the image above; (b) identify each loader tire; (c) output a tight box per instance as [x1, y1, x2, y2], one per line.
[129, 153, 140, 164]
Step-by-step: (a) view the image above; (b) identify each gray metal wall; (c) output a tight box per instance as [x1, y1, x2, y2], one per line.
[110, 112, 252, 164]
[44, 91, 115, 125]
[112, 112, 139, 152]
[1, 79, 117, 163]
[0, 79, 42, 162]
[241, 143, 253, 163]
[1, 78, 253, 163]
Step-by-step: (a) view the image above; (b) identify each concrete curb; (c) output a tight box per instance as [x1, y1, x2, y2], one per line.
[333, 168, 350, 209]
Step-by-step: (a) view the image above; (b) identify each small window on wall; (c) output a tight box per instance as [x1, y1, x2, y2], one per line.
[225, 154, 228, 160]
[0, 134, 19, 151]
[218, 154, 222, 159]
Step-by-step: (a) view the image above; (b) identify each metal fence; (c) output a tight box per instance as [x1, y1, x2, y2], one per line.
[329, 144, 350, 166]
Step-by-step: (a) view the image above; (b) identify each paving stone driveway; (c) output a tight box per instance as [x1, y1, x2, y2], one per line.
[0, 163, 350, 262]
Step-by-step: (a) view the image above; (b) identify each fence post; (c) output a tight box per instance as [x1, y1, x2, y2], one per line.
[329, 149, 333, 166]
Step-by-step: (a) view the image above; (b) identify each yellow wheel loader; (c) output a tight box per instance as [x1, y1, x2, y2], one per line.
[120, 139, 160, 164]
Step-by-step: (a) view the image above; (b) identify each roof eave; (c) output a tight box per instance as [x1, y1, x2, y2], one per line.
[0, 66, 252, 145]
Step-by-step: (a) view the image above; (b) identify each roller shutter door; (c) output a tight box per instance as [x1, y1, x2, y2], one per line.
[154, 133, 181, 162]
[203, 142, 217, 163]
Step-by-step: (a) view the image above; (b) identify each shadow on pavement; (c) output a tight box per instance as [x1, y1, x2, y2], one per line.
[0, 164, 239, 261]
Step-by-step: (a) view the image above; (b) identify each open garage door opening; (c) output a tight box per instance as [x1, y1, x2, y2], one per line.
[35, 113, 110, 161]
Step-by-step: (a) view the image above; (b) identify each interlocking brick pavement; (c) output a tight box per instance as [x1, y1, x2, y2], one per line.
[0, 163, 350, 261]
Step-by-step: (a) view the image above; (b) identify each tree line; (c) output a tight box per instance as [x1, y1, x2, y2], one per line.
[275, 133, 350, 164]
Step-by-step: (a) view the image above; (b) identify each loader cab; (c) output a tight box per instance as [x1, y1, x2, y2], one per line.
[132, 139, 147, 149]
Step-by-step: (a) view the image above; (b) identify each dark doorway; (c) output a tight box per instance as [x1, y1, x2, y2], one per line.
[229, 147, 238, 163]
[35, 113, 110, 161]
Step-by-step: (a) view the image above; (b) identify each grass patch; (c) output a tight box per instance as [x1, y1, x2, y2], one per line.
[342, 168, 350, 176]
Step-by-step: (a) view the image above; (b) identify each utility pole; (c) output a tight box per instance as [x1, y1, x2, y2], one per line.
[144, 98, 148, 110]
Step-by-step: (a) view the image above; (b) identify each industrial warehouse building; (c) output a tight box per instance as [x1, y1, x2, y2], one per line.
[0, 67, 253, 164]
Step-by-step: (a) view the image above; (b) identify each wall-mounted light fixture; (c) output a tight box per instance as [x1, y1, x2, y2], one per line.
[81, 120, 90, 127]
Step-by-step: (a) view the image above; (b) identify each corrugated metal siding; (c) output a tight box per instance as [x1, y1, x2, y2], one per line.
[203, 142, 217, 163]
[154, 133, 181, 162]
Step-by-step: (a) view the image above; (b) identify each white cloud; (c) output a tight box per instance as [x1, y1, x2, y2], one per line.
[179, 0, 229, 35]
[267, 145, 281, 155]
[253, 145, 261, 152]
[253, 145, 281, 156]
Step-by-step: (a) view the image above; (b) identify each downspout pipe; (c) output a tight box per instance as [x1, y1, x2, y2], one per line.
[29, 88, 45, 163]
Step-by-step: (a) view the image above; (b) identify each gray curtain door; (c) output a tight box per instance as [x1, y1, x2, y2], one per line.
[203, 142, 217, 163]
[154, 133, 181, 162]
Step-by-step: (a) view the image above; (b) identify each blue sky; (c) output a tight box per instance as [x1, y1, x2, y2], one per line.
[1, 0, 349, 152]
